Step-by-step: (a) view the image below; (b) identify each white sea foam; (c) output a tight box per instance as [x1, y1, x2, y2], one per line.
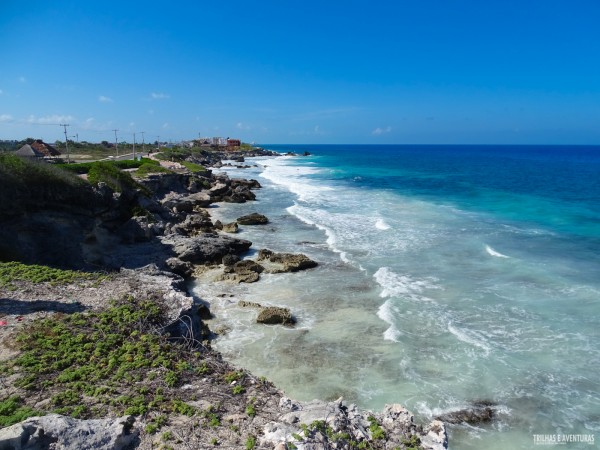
[485, 245, 510, 258]
[377, 300, 402, 342]
[375, 218, 391, 230]
[260, 156, 332, 204]
[447, 322, 491, 356]
[373, 267, 439, 300]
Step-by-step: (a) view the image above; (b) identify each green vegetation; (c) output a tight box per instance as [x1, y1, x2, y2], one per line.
[0, 396, 41, 426]
[368, 416, 386, 440]
[0, 153, 91, 216]
[58, 158, 157, 175]
[245, 435, 257, 449]
[0, 296, 211, 419]
[134, 162, 173, 177]
[401, 434, 423, 450]
[179, 161, 208, 174]
[0, 261, 108, 288]
[87, 161, 149, 195]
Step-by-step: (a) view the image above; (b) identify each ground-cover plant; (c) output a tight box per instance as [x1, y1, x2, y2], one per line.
[0, 296, 214, 419]
[0, 153, 92, 219]
[179, 161, 208, 174]
[87, 161, 150, 195]
[134, 162, 173, 177]
[0, 396, 41, 426]
[0, 261, 108, 288]
[58, 158, 158, 174]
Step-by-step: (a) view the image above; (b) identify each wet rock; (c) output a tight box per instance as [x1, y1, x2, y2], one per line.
[222, 253, 241, 266]
[217, 259, 264, 283]
[222, 222, 239, 233]
[435, 401, 496, 425]
[237, 212, 269, 225]
[257, 249, 318, 273]
[256, 306, 295, 325]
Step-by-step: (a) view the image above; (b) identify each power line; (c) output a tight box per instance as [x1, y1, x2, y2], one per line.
[60, 124, 70, 163]
[113, 129, 119, 157]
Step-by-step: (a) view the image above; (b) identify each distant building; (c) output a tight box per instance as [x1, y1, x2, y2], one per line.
[15, 140, 61, 158]
[227, 139, 241, 148]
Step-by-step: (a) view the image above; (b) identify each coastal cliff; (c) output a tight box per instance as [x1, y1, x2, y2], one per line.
[0, 151, 447, 449]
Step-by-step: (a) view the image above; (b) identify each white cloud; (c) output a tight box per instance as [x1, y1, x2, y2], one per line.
[18, 76, 26, 83]
[162, 122, 169, 129]
[151, 92, 170, 99]
[372, 126, 392, 135]
[27, 114, 75, 125]
[0, 114, 13, 122]
[236, 122, 251, 130]
[98, 95, 113, 103]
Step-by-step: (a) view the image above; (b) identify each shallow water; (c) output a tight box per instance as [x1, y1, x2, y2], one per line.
[192, 146, 600, 449]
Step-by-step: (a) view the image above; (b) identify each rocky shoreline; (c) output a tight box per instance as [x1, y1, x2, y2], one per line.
[0, 149, 448, 449]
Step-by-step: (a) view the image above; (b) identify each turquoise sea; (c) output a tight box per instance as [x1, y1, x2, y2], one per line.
[193, 145, 600, 449]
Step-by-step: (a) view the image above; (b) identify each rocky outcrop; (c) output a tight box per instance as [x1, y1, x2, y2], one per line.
[0, 415, 137, 450]
[164, 233, 252, 265]
[256, 306, 295, 325]
[261, 397, 447, 450]
[435, 401, 496, 425]
[217, 259, 265, 283]
[237, 212, 269, 225]
[237, 301, 295, 326]
[257, 248, 318, 273]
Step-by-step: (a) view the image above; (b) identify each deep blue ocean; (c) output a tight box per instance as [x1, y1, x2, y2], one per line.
[196, 145, 600, 449]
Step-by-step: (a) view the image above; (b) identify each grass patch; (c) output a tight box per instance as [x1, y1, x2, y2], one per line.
[0, 261, 108, 288]
[134, 162, 173, 177]
[0, 396, 42, 426]
[180, 161, 208, 174]
[0, 296, 211, 419]
[87, 161, 150, 195]
[58, 158, 158, 175]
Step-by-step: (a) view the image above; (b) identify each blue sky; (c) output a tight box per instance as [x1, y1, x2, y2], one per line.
[1, 0, 599, 144]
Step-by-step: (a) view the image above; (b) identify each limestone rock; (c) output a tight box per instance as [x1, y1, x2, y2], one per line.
[165, 233, 252, 264]
[435, 401, 496, 425]
[222, 222, 239, 233]
[165, 257, 194, 278]
[0, 414, 137, 450]
[257, 249, 318, 273]
[256, 306, 295, 326]
[237, 212, 269, 225]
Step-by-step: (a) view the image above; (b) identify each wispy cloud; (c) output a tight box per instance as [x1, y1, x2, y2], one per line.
[0, 89, 3, 95]
[18, 76, 26, 83]
[98, 95, 113, 103]
[236, 122, 251, 130]
[151, 92, 170, 100]
[27, 114, 75, 125]
[372, 126, 392, 135]
[162, 122, 169, 129]
[0, 114, 13, 122]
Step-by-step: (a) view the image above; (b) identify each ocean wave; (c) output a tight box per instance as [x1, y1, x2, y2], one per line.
[485, 245, 510, 258]
[259, 156, 332, 204]
[447, 322, 491, 356]
[373, 267, 439, 300]
[375, 218, 391, 230]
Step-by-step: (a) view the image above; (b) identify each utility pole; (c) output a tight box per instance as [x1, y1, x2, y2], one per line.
[140, 131, 145, 157]
[156, 136, 160, 151]
[60, 123, 70, 163]
[113, 129, 119, 157]
[132, 133, 136, 160]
